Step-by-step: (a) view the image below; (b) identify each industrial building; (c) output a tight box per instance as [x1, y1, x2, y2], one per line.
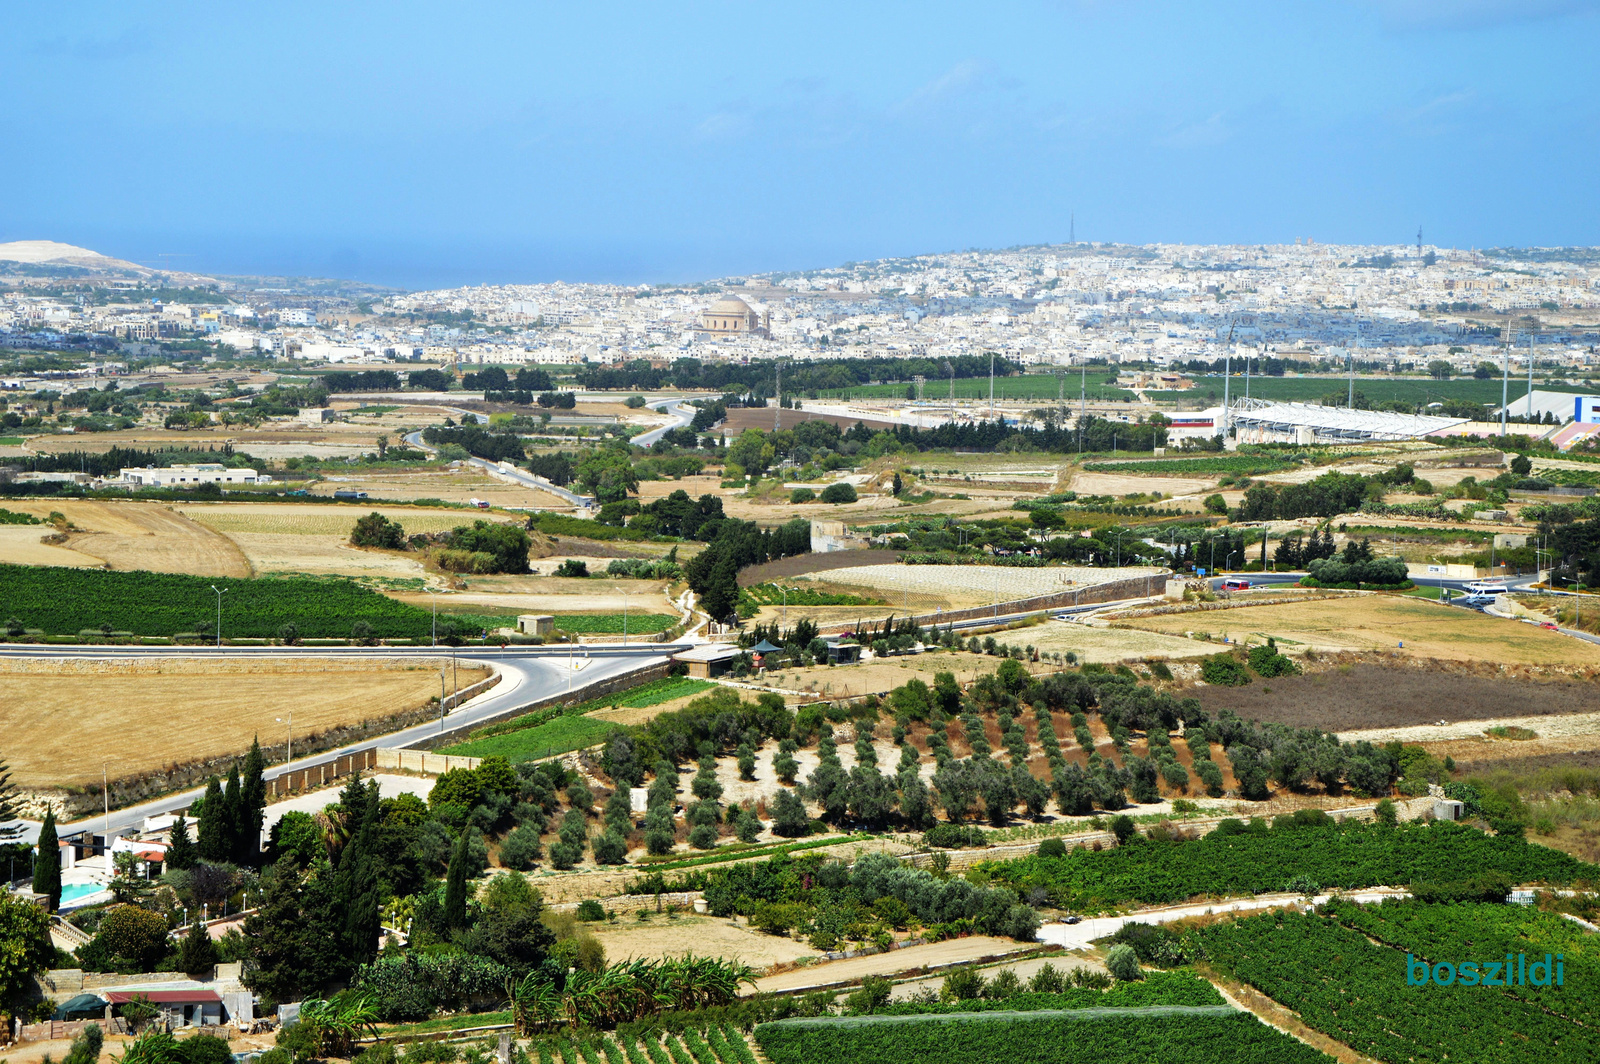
[1227, 400, 1469, 444]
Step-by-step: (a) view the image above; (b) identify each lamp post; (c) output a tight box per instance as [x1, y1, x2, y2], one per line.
[275, 714, 292, 764]
[424, 588, 439, 646]
[209, 585, 227, 648]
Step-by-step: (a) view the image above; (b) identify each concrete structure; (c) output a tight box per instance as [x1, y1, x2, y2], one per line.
[298, 406, 337, 423]
[118, 464, 269, 487]
[672, 643, 741, 678]
[517, 614, 555, 637]
[811, 519, 869, 553]
[1231, 400, 1467, 444]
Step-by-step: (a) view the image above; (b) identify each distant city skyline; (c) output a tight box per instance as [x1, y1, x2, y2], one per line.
[4, 1, 1598, 289]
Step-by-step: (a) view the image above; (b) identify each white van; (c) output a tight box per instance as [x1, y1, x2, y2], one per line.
[1466, 580, 1509, 595]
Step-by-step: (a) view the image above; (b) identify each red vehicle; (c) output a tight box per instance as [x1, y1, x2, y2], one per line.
[1221, 577, 1252, 591]
[1540, 622, 1559, 631]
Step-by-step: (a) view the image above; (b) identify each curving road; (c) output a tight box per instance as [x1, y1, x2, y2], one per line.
[34, 643, 688, 837]
[629, 396, 697, 448]
[403, 428, 594, 507]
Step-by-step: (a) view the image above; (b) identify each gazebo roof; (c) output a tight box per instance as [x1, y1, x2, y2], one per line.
[750, 639, 783, 653]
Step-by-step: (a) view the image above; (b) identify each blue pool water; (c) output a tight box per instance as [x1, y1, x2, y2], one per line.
[60, 882, 106, 904]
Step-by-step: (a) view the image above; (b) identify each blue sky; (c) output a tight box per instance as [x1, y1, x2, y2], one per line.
[3, 1, 1597, 289]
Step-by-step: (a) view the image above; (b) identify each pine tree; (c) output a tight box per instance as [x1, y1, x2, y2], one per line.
[33, 808, 61, 911]
[442, 825, 471, 929]
[239, 737, 267, 867]
[222, 765, 243, 865]
[167, 816, 196, 871]
[196, 777, 226, 862]
[0, 751, 21, 842]
[178, 913, 218, 975]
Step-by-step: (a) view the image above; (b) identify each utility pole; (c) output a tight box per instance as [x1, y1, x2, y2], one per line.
[1500, 323, 1511, 437]
[946, 360, 955, 424]
[774, 359, 782, 433]
[988, 351, 995, 420]
[1527, 326, 1535, 423]
[209, 585, 227, 648]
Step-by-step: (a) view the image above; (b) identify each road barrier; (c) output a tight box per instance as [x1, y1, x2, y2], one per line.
[817, 573, 1170, 635]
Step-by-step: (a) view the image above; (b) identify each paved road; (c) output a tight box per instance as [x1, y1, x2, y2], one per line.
[1038, 889, 1410, 951]
[31, 643, 687, 837]
[629, 397, 697, 448]
[403, 428, 594, 507]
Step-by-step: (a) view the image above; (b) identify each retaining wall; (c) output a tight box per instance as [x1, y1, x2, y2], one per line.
[817, 573, 1168, 635]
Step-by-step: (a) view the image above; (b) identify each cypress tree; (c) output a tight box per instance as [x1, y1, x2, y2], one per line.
[239, 738, 267, 867]
[331, 780, 383, 971]
[442, 825, 471, 930]
[196, 777, 226, 862]
[33, 808, 61, 911]
[222, 765, 243, 865]
[167, 816, 196, 871]
[178, 913, 218, 975]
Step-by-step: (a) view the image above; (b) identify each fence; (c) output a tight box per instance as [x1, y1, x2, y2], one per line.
[19, 1018, 130, 1042]
[262, 749, 379, 800]
[817, 573, 1169, 635]
[377, 750, 484, 774]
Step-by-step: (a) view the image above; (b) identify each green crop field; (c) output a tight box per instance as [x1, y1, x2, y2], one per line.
[443, 714, 617, 762]
[1200, 899, 1600, 1064]
[814, 374, 1136, 404]
[1175, 375, 1591, 408]
[554, 612, 677, 634]
[757, 1008, 1332, 1064]
[980, 819, 1599, 913]
[440, 675, 710, 762]
[0, 564, 436, 639]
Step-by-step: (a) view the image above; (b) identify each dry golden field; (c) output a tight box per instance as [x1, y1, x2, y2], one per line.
[0, 657, 486, 788]
[2, 500, 251, 576]
[1120, 595, 1600, 667]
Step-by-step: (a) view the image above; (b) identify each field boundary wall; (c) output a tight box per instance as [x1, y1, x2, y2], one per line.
[816, 573, 1169, 635]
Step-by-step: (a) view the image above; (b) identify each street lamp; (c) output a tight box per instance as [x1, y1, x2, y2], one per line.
[275, 714, 292, 763]
[424, 588, 439, 646]
[209, 586, 227, 648]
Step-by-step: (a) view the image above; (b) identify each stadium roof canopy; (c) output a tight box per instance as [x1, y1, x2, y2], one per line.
[1231, 400, 1468, 442]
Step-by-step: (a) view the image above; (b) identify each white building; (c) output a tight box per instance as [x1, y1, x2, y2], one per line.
[118, 464, 271, 488]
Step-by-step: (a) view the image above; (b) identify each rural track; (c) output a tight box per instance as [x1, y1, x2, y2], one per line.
[17, 642, 690, 837]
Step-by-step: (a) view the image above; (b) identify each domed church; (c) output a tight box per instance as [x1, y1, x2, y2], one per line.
[699, 295, 770, 339]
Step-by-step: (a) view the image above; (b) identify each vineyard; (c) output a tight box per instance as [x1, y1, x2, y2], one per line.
[0, 563, 438, 639]
[526, 1024, 759, 1064]
[739, 582, 886, 609]
[874, 969, 1225, 1014]
[755, 1008, 1333, 1064]
[1198, 900, 1600, 1064]
[553, 613, 678, 634]
[1082, 456, 1295, 476]
[980, 820, 1600, 912]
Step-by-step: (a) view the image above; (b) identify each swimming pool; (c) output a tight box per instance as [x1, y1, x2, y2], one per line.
[60, 882, 107, 904]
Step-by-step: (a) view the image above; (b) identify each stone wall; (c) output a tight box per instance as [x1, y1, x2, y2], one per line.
[816, 573, 1168, 635]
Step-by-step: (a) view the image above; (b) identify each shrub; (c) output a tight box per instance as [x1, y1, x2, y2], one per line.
[499, 824, 542, 870]
[1106, 943, 1142, 981]
[554, 559, 589, 578]
[174, 1033, 234, 1064]
[1036, 837, 1067, 859]
[820, 482, 858, 504]
[789, 487, 816, 504]
[350, 512, 405, 550]
[576, 899, 606, 921]
[1109, 815, 1137, 844]
[689, 823, 720, 850]
[1201, 652, 1252, 686]
[591, 831, 628, 865]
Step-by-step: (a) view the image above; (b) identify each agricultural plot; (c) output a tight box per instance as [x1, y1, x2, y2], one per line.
[2, 500, 252, 577]
[980, 820, 1599, 913]
[553, 613, 677, 634]
[756, 1008, 1332, 1064]
[1083, 456, 1295, 476]
[1121, 595, 1600, 667]
[1199, 900, 1600, 1064]
[822, 564, 1163, 609]
[527, 1026, 759, 1064]
[0, 564, 438, 639]
[175, 503, 491, 536]
[0, 657, 479, 788]
[1027, 622, 1214, 664]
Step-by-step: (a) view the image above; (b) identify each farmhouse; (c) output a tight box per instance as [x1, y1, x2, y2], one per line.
[117, 463, 271, 488]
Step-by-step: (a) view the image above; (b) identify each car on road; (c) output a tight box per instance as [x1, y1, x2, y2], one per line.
[1221, 577, 1252, 591]
[1540, 621, 1559, 631]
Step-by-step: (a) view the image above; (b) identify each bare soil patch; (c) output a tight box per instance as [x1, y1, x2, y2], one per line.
[1123, 594, 1600, 666]
[752, 935, 1028, 993]
[720, 408, 898, 433]
[10, 500, 251, 577]
[588, 913, 816, 969]
[0, 657, 483, 789]
[1450, 748, 1600, 777]
[738, 551, 906, 586]
[1189, 661, 1600, 732]
[0, 525, 101, 567]
[1068, 471, 1214, 497]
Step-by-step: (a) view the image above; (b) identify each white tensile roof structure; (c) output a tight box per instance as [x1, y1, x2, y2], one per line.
[1230, 399, 1469, 442]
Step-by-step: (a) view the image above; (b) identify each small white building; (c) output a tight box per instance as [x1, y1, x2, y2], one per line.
[119, 464, 271, 487]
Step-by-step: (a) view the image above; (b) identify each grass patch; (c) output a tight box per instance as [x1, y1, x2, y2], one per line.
[554, 613, 677, 634]
[380, 1009, 512, 1036]
[441, 675, 712, 762]
[443, 714, 617, 762]
[1486, 725, 1539, 740]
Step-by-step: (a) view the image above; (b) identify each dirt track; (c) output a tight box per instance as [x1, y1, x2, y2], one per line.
[751, 935, 1030, 993]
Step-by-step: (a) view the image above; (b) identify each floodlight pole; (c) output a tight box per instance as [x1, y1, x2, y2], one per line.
[1500, 337, 1510, 437]
[210, 585, 227, 648]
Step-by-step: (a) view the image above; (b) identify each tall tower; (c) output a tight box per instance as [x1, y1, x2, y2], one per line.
[1069, 213, 1075, 245]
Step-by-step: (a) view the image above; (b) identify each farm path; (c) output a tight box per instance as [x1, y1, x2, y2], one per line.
[750, 935, 1028, 994]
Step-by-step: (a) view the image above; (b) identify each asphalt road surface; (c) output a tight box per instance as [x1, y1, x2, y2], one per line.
[629, 397, 697, 448]
[25, 643, 686, 837]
